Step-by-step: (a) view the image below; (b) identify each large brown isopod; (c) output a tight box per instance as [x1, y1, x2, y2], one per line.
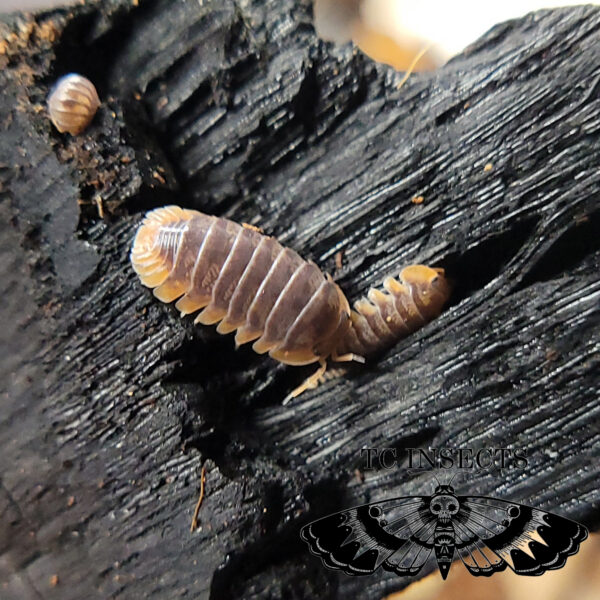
[47, 74, 100, 135]
[130, 206, 451, 397]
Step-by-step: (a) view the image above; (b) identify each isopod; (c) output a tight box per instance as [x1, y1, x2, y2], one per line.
[47, 74, 100, 135]
[130, 206, 451, 397]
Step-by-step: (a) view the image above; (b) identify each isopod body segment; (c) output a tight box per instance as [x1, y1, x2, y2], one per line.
[336, 265, 451, 358]
[47, 74, 100, 135]
[130, 206, 451, 396]
[131, 206, 352, 368]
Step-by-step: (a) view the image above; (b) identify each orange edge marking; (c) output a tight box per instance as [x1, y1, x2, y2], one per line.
[242, 222, 264, 233]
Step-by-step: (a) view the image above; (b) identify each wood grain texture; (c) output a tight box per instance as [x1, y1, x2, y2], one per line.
[0, 1, 599, 599]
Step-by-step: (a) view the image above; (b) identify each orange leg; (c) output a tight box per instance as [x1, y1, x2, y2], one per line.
[283, 351, 366, 404]
[284, 359, 328, 404]
[332, 351, 365, 364]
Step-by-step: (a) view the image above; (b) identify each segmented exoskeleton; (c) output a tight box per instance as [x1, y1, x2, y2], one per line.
[130, 206, 451, 397]
[47, 74, 100, 135]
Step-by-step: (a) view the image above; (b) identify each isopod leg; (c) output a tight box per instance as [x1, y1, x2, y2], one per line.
[283, 359, 327, 404]
[331, 351, 366, 364]
[242, 222, 264, 233]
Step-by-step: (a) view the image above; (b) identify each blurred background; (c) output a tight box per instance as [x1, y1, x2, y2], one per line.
[1, 0, 597, 599]
[1, 0, 79, 12]
[314, 0, 599, 68]
[0, 0, 598, 66]
[2, 0, 596, 66]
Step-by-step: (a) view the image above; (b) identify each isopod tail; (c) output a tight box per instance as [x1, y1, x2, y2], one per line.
[335, 265, 451, 358]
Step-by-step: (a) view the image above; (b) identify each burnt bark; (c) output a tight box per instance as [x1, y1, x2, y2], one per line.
[0, 1, 598, 599]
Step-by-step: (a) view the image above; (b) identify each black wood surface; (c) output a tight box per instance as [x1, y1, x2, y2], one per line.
[1, 1, 598, 599]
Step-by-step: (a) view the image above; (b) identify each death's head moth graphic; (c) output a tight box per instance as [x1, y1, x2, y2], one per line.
[300, 485, 588, 580]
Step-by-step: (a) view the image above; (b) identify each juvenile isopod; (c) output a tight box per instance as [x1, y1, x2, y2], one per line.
[130, 206, 451, 397]
[47, 74, 100, 135]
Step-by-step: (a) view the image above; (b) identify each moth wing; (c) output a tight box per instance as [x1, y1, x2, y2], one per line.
[454, 496, 588, 576]
[301, 496, 436, 576]
[451, 518, 507, 576]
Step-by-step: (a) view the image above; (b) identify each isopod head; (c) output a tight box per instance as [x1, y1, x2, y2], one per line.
[399, 265, 450, 299]
[47, 74, 100, 135]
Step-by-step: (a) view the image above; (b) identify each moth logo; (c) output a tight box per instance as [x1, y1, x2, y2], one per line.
[300, 484, 588, 580]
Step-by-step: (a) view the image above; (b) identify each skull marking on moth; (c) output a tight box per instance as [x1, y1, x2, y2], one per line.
[430, 494, 459, 523]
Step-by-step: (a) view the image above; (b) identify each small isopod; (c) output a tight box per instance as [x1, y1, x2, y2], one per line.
[47, 74, 100, 135]
[130, 206, 451, 397]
